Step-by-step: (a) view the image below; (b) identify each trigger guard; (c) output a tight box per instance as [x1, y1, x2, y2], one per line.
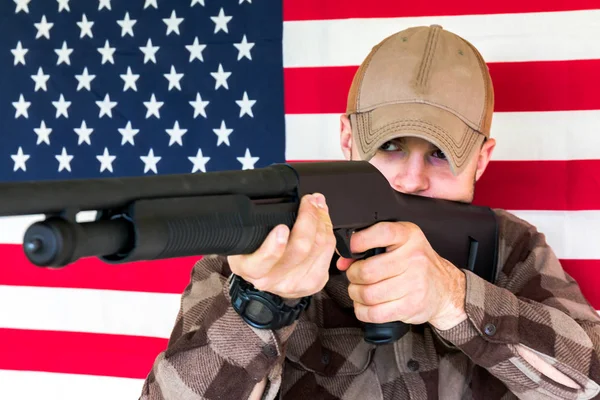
[334, 228, 369, 259]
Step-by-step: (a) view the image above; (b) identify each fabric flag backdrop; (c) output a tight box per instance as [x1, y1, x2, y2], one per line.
[0, 0, 599, 398]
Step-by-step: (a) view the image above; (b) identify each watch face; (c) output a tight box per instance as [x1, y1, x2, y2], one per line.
[246, 299, 274, 325]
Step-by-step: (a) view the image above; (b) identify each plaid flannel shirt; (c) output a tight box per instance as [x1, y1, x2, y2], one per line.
[139, 209, 600, 399]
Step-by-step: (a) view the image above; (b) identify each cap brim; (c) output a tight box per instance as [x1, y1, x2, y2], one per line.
[349, 102, 484, 176]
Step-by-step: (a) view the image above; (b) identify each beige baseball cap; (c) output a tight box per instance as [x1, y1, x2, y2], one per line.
[346, 24, 494, 176]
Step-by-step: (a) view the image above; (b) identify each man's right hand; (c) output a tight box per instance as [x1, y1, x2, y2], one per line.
[227, 193, 337, 300]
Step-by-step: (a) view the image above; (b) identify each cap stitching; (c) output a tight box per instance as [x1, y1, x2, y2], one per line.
[417, 26, 440, 90]
[352, 99, 482, 131]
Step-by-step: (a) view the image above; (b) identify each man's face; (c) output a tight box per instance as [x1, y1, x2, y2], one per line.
[340, 116, 495, 204]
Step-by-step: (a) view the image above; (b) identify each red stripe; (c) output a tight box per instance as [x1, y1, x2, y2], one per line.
[284, 60, 600, 114]
[561, 260, 600, 311]
[0, 328, 166, 379]
[283, 0, 600, 21]
[1, 259, 598, 379]
[0, 244, 197, 294]
[473, 160, 600, 210]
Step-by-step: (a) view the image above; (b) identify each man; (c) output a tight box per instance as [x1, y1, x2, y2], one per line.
[140, 25, 600, 399]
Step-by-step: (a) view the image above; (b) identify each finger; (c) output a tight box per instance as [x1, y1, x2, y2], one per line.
[353, 299, 412, 324]
[345, 252, 412, 285]
[269, 194, 336, 297]
[350, 221, 418, 254]
[228, 223, 290, 280]
[279, 193, 324, 268]
[347, 274, 410, 306]
[336, 256, 354, 271]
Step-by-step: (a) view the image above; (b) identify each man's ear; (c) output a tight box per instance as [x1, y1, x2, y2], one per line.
[475, 137, 496, 181]
[340, 114, 353, 160]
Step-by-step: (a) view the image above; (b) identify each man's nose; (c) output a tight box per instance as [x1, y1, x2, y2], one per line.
[393, 157, 429, 195]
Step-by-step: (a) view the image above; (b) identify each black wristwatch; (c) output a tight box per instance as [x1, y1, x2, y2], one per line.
[229, 274, 311, 330]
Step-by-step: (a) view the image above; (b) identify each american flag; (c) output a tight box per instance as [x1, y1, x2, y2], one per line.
[0, 0, 599, 398]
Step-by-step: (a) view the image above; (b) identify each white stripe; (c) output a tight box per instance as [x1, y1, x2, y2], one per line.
[0, 285, 179, 338]
[0, 370, 143, 400]
[283, 10, 600, 67]
[285, 111, 600, 161]
[0, 211, 96, 245]
[511, 210, 600, 260]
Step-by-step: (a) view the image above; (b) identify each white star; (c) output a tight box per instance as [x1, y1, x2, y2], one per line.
[11, 147, 30, 172]
[117, 12, 136, 37]
[74, 120, 94, 145]
[163, 10, 183, 35]
[165, 121, 187, 146]
[75, 67, 95, 91]
[211, 8, 232, 34]
[186, 37, 206, 62]
[234, 35, 255, 61]
[57, 0, 70, 12]
[35, 15, 54, 39]
[96, 94, 117, 118]
[98, 40, 116, 64]
[213, 120, 233, 146]
[97, 148, 116, 173]
[56, 147, 74, 172]
[12, 94, 31, 119]
[140, 149, 161, 174]
[236, 91, 256, 118]
[11, 41, 28, 65]
[31, 67, 50, 91]
[98, 0, 111, 11]
[140, 38, 159, 64]
[188, 149, 210, 173]
[55, 41, 73, 65]
[52, 94, 71, 118]
[34, 120, 52, 145]
[237, 148, 259, 170]
[77, 14, 94, 38]
[144, 0, 158, 9]
[164, 65, 184, 91]
[190, 92, 209, 118]
[120, 66, 139, 91]
[14, 0, 31, 14]
[118, 121, 139, 145]
[191, 0, 204, 6]
[144, 94, 163, 119]
[211, 64, 231, 90]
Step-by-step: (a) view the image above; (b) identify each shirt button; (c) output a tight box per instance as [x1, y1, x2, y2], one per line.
[484, 323, 496, 336]
[407, 359, 420, 371]
[262, 344, 278, 358]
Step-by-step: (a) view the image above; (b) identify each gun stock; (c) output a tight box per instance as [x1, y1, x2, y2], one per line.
[0, 161, 499, 344]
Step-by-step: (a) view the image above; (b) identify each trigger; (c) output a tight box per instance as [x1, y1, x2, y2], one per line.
[334, 228, 368, 259]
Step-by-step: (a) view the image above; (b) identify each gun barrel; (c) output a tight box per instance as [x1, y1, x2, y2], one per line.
[0, 164, 299, 217]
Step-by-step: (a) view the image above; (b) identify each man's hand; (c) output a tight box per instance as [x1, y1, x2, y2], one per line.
[228, 193, 337, 300]
[337, 221, 468, 331]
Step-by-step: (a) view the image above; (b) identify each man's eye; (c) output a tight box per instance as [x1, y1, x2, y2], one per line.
[380, 141, 400, 151]
[432, 149, 447, 159]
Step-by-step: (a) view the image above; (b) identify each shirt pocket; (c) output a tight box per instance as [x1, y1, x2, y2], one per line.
[284, 321, 376, 377]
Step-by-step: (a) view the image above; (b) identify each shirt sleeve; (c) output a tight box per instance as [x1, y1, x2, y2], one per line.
[139, 255, 297, 400]
[433, 209, 600, 400]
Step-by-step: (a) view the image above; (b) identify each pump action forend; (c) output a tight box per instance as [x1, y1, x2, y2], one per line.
[0, 161, 499, 344]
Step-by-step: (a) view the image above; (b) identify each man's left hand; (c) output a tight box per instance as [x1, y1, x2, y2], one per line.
[336, 221, 468, 331]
